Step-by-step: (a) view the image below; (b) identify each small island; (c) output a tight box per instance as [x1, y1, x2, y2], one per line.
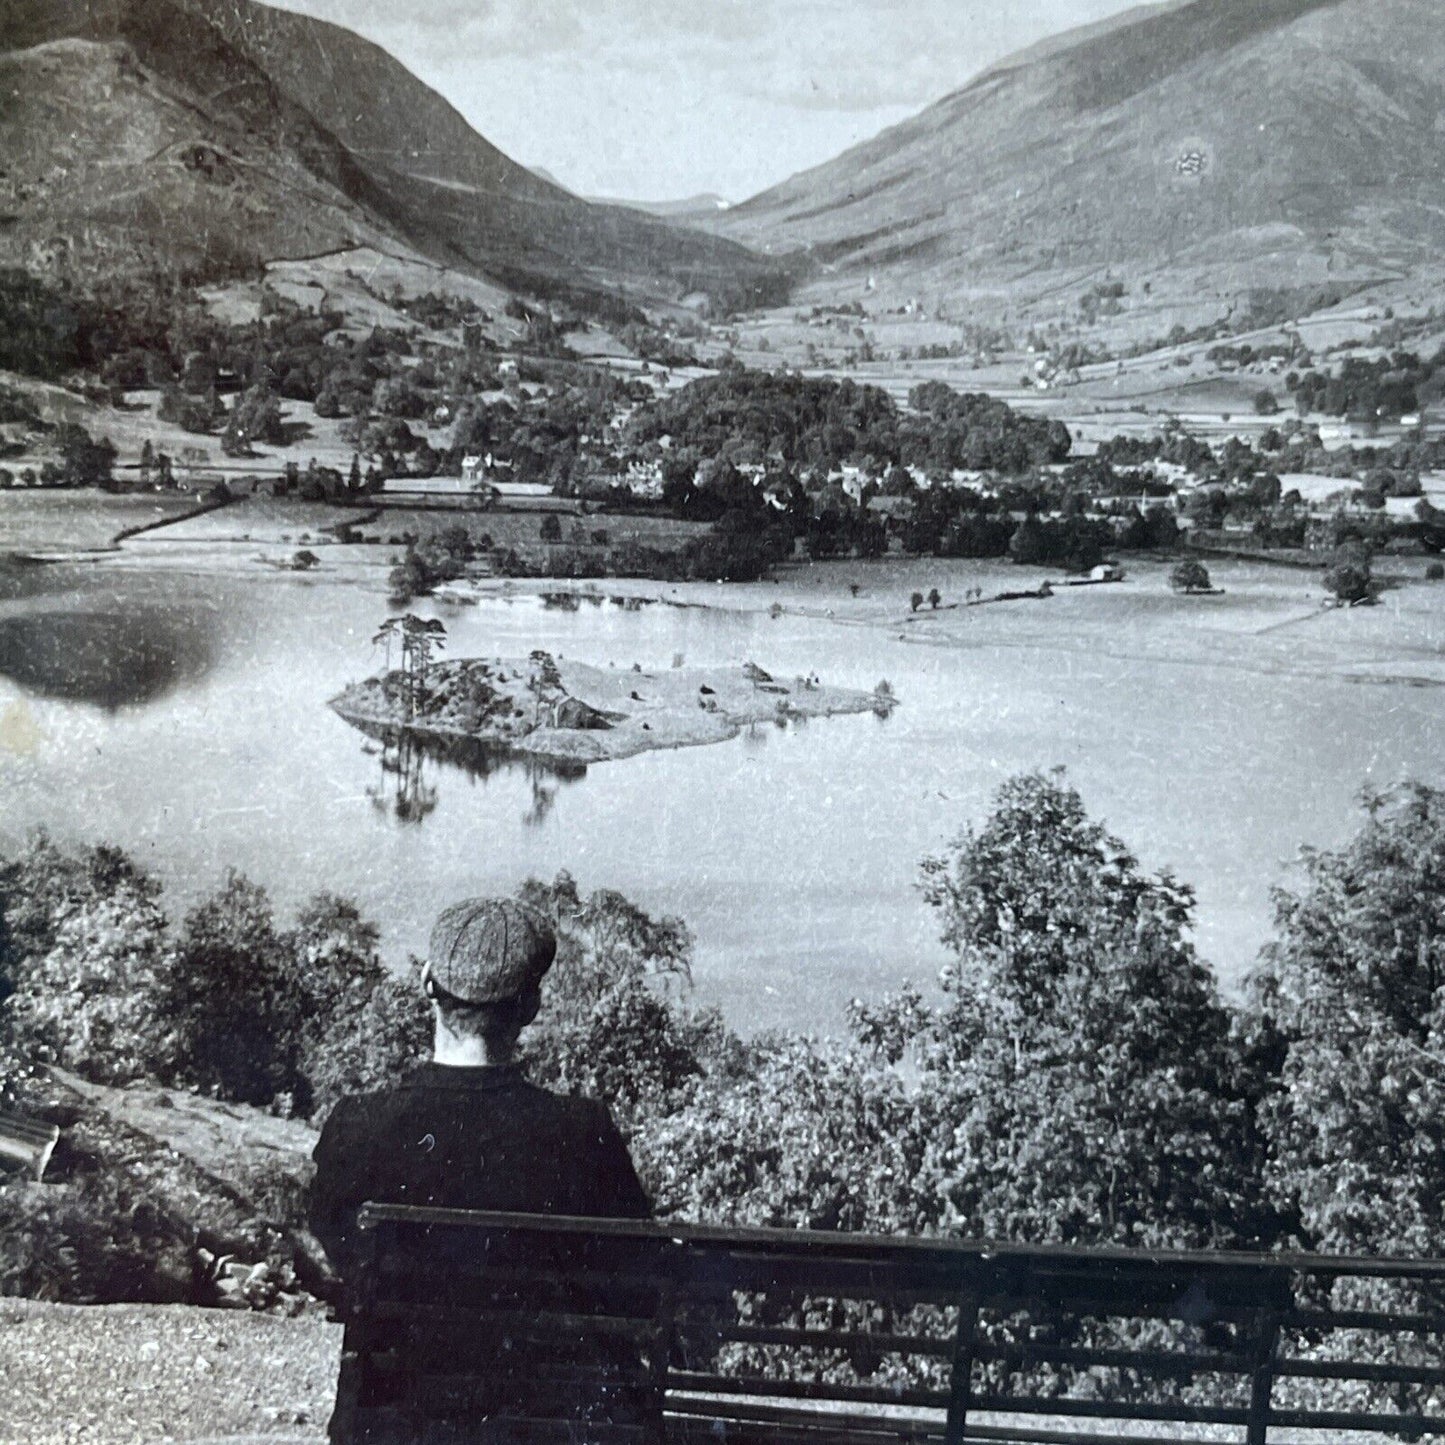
[331, 648, 895, 766]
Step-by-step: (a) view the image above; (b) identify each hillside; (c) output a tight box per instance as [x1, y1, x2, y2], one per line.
[711, 0, 1445, 318]
[0, 0, 787, 309]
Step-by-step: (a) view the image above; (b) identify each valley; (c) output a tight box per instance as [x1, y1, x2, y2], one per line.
[5, 5, 1445, 1431]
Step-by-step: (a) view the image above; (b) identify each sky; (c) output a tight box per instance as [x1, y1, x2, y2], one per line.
[266, 0, 1152, 203]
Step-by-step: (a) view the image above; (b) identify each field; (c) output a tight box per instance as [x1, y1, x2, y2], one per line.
[360, 505, 706, 550]
[621, 550, 1445, 689]
[127, 498, 369, 546]
[0, 491, 713, 576]
[0, 490, 202, 553]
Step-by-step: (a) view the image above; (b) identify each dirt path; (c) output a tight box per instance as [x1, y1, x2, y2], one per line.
[0, 1300, 338, 1445]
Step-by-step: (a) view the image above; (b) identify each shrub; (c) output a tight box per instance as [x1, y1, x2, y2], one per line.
[0, 1173, 191, 1304]
[1427, 562, 1444, 581]
[1170, 559, 1212, 594]
[5, 888, 176, 1085]
[1323, 561, 1374, 604]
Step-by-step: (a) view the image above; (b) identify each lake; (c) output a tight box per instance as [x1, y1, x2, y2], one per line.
[3, 558, 1443, 1033]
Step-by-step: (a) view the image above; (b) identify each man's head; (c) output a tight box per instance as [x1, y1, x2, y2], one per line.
[422, 898, 556, 1063]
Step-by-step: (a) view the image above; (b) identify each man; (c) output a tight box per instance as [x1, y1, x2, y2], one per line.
[310, 897, 653, 1442]
[311, 895, 649, 1270]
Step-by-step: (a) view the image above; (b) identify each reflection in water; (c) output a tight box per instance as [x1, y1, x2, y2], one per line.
[353, 720, 588, 827]
[537, 590, 655, 613]
[0, 606, 216, 709]
[367, 733, 439, 826]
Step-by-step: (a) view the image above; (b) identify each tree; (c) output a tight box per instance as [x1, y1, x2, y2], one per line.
[927, 587, 942, 609]
[540, 514, 563, 543]
[53, 424, 116, 488]
[515, 873, 709, 1118]
[400, 615, 446, 714]
[527, 649, 565, 725]
[1323, 558, 1374, 605]
[221, 384, 284, 456]
[371, 613, 444, 715]
[910, 591, 924, 612]
[2, 854, 174, 1085]
[292, 894, 428, 1116]
[159, 873, 304, 1106]
[1169, 559, 1212, 594]
[1253, 784, 1445, 1257]
[1008, 514, 1047, 565]
[914, 771, 1270, 1247]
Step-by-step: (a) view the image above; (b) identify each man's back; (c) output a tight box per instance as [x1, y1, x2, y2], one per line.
[309, 897, 656, 1442]
[310, 1062, 650, 1274]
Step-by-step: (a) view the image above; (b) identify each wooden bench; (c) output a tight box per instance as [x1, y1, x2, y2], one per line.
[0, 1106, 60, 1182]
[335, 1206, 1445, 1445]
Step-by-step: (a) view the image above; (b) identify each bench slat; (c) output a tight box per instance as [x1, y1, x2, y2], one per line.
[340, 1209, 1445, 1445]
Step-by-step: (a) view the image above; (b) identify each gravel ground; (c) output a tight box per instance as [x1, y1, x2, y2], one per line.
[0, 1301, 339, 1445]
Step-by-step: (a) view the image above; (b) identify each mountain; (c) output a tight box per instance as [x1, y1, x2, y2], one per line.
[711, 0, 1445, 314]
[601, 194, 733, 222]
[0, 0, 787, 309]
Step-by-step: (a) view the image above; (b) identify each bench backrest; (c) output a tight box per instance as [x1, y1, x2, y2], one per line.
[336, 1207, 1445, 1445]
[0, 1108, 60, 1182]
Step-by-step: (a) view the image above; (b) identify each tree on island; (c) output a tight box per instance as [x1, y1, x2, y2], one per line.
[1170, 559, 1213, 594]
[373, 614, 446, 717]
[528, 649, 565, 725]
[400, 616, 446, 714]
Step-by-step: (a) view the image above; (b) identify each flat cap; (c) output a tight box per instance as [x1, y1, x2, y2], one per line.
[427, 898, 556, 1004]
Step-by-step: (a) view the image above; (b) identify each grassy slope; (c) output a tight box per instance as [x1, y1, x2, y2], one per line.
[1, 0, 789, 308]
[0, 35, 388, 283]
[710, 0, 1445, 314]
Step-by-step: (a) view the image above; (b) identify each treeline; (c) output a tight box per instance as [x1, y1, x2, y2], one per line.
[386, 514, 787, 603]
[5, 774, 1442, 1266]
[625, 373, 1072, 476]
[1288, 349, 1445, 421]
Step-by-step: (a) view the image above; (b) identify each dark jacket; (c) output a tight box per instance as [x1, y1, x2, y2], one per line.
[309, 1062, 651, 1279]
[313, 1064, 655, 1442]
